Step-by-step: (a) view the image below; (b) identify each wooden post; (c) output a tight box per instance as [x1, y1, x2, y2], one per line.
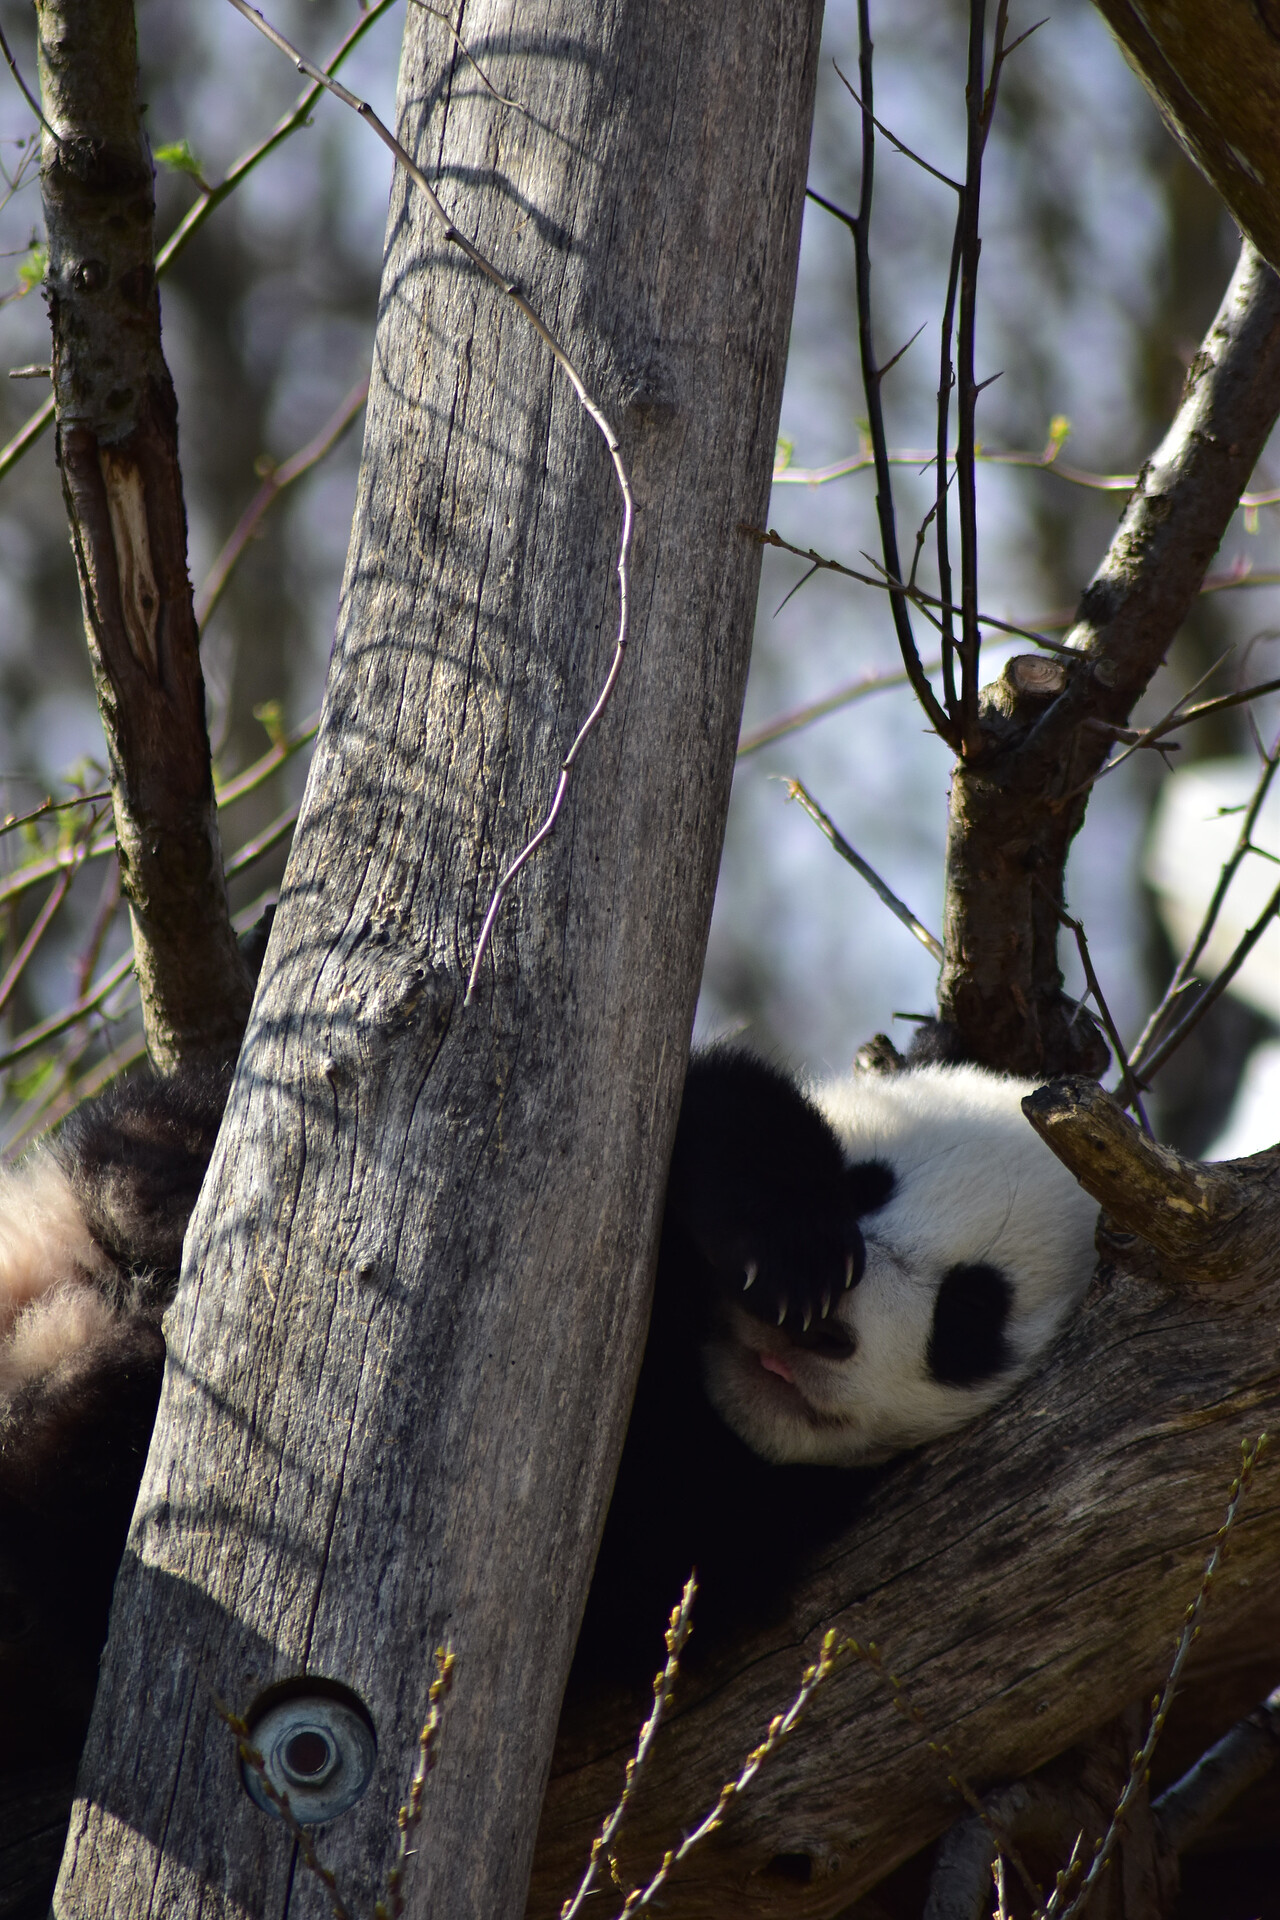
[54, 1, 823, 1913]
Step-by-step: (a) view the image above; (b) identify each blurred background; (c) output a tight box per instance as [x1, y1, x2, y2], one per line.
[0, 0, 1275, 1155]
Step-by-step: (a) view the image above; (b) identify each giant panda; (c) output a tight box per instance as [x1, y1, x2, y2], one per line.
[0, 1044, 1098, 1748]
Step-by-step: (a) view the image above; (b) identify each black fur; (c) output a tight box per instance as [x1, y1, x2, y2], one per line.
[571, 1050, 886, 1692]
[52, 1067, 228, 1290]
[0, 1070, 227, 1767]
[667, 1047, 869, 1334]
[926, 1261, 1013, 1386]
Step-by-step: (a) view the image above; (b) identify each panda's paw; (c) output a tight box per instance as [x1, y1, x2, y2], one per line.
[733, 1225, 862, 1336]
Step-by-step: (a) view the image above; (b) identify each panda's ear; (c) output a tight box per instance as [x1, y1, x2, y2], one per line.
[846, 1160, 895, 1216]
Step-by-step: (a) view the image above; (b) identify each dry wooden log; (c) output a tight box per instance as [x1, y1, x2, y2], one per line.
[35, 0, 252, 1068]
[527, 1104, 1280, 1918]
[53, 2, 823, 1915]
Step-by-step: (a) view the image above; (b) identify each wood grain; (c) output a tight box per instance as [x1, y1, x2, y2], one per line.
[54, 3, 822, 1915]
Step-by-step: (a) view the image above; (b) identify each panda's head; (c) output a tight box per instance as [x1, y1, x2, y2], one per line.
[698, 1064, 1099, 1467]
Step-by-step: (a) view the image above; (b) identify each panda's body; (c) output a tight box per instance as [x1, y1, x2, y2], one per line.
[0, 1047, 1097, 1731]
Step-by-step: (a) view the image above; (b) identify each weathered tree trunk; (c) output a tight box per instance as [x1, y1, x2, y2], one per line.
[54, 3, 822, 1915]
[1090, 0, 1280, 278]
[36, 0, 252, 1069]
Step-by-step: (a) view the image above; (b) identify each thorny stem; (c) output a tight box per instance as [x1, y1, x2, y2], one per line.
[953, 0, 990, 753]
[841, 3, 957, 746]
[221, 0, 636, 1009]
[1036, 1435, 1269, 1920]
[1046, 893, 1151, 1133]
[788, 781, 944, 961]
[746, 524, 1074, 654]
[562, 1577, 696, 1920]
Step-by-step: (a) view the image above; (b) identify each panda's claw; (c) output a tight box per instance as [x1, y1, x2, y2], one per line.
[801, 1305, 812, 1332]
[776, 1295, 788, 1327]
[743, 1261, 758, 1292]
[820, 1287, 832, 1319]
[844, 1253, 856, 1290]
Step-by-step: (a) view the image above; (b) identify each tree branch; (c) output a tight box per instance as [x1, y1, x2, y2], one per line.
[932, 240, 1280, 1075]
[35, 0, 252, 1069]
[1090, 0, 1280, 278]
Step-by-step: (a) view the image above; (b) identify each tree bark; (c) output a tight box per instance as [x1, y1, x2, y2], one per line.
[528, 1112, 1280, 1916]
[54, 3, 822, 1916]
[934, 242, 1280, 1075]
[36, 0, 252, 1070]
[1090, 0, 1280, 278]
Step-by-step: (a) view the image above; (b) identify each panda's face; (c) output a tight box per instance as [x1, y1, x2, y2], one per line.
[698, 1064, 1099, 1467]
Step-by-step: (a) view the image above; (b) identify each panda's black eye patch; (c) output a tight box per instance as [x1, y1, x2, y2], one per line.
[846, 1160, 895, 1216]
[927, 1262, 1013, 1386]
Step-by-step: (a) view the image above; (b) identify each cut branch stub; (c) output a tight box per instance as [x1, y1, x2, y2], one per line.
[36, 0, 252, 1069]
[934, 243, 1280, 1079]
[1023, 1076, 1280, 1286]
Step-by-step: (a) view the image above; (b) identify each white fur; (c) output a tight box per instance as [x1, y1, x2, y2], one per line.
[701, 1064, 1098, 1467]
[0, 1152, 115, 1390]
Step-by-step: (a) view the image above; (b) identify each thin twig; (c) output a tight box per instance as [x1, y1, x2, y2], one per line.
[408, 1, 527, 112]
[827, 69, 961, 193]
[608, 1628, 851, 1916]
[216, 1705, 352, 1920]
[221, 0, 635, 1007]
[787, 781, 944, 961]
[953, 0, 990, 753]
[841, 4, 958, 747]
[378, 1646, 455, 1920]
[736, 657, 946, 755]
[0, 2, 398, 494]
[0, 786, 110, 835]
[195, 380, 369, 630]
[744, 524, 1078, 656]
[0, 22, 60, 145]
[1037, 1434, 1269, 1920]
[1056, 651, 1235, 803]
[0, 871, 70, 1018]
[1127, 873, 1280, 1094]
[0, 949, 134, 1071]
[1047, 893, 1151, 1133]
[562, 1577, 696, 1920]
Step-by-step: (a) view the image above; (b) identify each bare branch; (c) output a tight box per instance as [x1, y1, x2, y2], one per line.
[1154, 1685, 1280, 1855]
[195, 378, 368, 631]
[1021, 1077, 1259, 1277]
[407, 1, 526, 113]
[835, 3, 959, 748]
[1046, 894, 1149, 1132]
[0, 21, 60, 145]
[561, 1579, 695, 1920]
[737, 657, 945, 756]
[787, 781, 944, 961]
